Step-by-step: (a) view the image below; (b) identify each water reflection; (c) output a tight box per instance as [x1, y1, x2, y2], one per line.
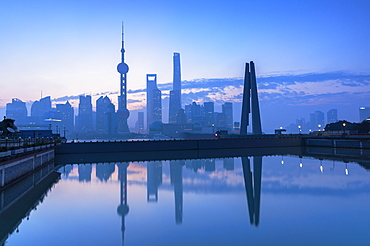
[0, 162, 60, 246]
[3, 147, 370, 246]
[242, 157, 262, 226]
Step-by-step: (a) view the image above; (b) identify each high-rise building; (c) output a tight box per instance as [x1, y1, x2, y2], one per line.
[359, 107, 370, 122]
[222, 102, 233, 131]
[146, 74, 162, 130]
[96, 96, 116, 135]
[77, 95, 93, 133]
[116, 23, 130, 133]
[6, 98, 28, 124]
[56, 101, 74, 137]
[309, 111, 325, 130]
[204, 102, 214, 127]
[169, 52, 182, 123]
[327, 109, 338, 124]
[31, 96, 52, 124]
[135, 112, 144, 134]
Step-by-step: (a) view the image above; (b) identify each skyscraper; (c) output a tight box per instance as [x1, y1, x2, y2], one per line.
[222, 102, 233, 131]
[146, 74, 162, 130]
[56, 101, 74, 136]
[327, 109, 338, 124]
[169, 52, 182, 123]
[135, 112, 144, 134]
[77, 95, 93, 133]
[6, 98, 28, 124]
[359, 107, 370, 122]
[204, 102, 214, 127]
[116, 23, 130, 133]
[309, 111, 325, 130]
[96, 96, 116, 135]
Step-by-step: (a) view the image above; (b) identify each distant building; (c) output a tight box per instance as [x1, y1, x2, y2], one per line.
[77, 95, 93, 133]
[309, 111, 325, 131]
[359, 107, 370, 122]
[135, 112, 144, 134]
[327, 109, 338, 124]
[96, 96, 116, 135]
[204, 102, 214, 127]
[6, 98, 28, 124]
[222, 102, 233, 131]
[56, 101, 74, 137]
[169, 52, 182, 123]
[146, 74, 162, 131]
[31, 96, 52, 124]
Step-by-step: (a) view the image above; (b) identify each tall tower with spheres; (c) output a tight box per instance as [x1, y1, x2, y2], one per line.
[116, 23, 130, 133]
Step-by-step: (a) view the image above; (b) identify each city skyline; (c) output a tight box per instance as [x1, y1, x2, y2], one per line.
[1, 0, 370, 133]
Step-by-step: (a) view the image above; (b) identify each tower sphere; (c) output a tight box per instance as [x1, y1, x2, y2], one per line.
[117, 62, 129, 74]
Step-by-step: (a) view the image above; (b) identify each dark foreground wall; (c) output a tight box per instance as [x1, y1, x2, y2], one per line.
[0, 149, 55, 188]
[56, 136, 302, 155]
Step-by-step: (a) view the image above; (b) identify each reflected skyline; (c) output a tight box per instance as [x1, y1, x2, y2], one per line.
[4, 152, 370, 245]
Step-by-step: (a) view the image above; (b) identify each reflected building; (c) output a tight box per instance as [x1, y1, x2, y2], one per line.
[241, 156, 262, 226]
[223, 158, 235, 171]
[170, 160, 184, 224]
[204, 159, 216, 172]
[96, 163, 115, 182]
[78, 164, 92, 182]
[147, 161, 162, 202]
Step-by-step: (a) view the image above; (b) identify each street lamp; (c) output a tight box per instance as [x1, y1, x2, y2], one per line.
[298, 125, 302, 134]
[318, 124, 321, 131]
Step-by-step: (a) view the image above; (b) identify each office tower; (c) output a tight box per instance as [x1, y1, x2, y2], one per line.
[359, 107, 370, 122]
[6, 98, 28, 124]
[77, 95, 93, 133]
[215, 112, 226, 128]
[146, 74, 162, 130]
[96, 96, 116, 135]
[204, 102, 214, 127]
[135, 112, 144, 134]
[327, 109, 338, 124]
[56, 101, 74, 136]
[309, 111, 325, 130]
[116, 24, 130, 133]
[31, 96, 52, 124]
[169, 53, 182, 123]
[176, 109, 187, 124]
[222, 102, 233, 131]
[240, 61, 262, 135]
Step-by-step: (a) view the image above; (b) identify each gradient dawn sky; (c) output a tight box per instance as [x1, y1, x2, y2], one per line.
[1, 0, 370, 131]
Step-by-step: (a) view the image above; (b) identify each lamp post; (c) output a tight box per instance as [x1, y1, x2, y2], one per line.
[298, 125, 302, 134]
[318, 124, 321, 131]
[342, 122, 346, 136]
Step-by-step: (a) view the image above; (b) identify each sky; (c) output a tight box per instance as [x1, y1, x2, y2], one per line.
[1, 0, 370, 132]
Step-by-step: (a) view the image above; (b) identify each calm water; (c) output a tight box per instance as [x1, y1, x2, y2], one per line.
[2, 153, 370, 246]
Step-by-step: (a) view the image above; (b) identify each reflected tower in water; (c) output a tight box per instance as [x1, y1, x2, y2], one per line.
[170, 160, 184, 224]
[117, 163, 130, 245]
[242, 156, 262, 226]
